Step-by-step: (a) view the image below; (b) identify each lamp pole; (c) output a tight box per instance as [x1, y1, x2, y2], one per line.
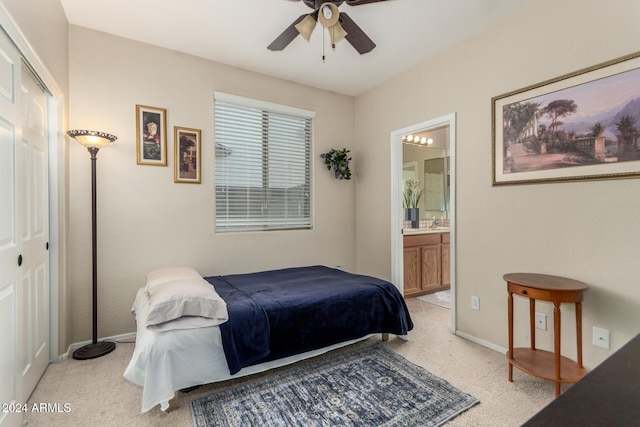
[68, 130, 117, 360]
[89, 146, 100, 348]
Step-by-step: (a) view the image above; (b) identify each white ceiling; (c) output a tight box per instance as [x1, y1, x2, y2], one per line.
[60, 0, 532, 96]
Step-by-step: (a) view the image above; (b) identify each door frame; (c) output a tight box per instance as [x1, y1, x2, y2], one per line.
[390, 113, 457, 332]
[0, 4, 65, 360]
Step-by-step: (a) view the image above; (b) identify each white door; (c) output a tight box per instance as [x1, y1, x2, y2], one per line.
[0, 31, 49, 427]
[0, 30, 23, 427]
[18, 61, 50, 403]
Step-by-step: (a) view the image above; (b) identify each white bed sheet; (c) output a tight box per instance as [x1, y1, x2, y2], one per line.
[123, 287, 372, 413]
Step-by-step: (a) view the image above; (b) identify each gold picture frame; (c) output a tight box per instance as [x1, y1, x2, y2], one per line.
[136, 105, 167, 166]
[174, 126, 201, 184]
[492, 51, 640, 185]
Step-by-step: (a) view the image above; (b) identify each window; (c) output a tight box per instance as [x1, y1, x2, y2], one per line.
[214, 92, 314, 232]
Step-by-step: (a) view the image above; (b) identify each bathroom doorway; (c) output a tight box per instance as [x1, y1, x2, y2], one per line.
[390, 113, 456, 332]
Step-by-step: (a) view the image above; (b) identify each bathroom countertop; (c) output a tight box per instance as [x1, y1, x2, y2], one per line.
[403, 227, 450, 235]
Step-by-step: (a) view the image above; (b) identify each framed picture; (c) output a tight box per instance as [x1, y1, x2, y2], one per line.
[492, 51, 640, 185]
[174, 126, 201, 184]
[136, 105, 167, 166]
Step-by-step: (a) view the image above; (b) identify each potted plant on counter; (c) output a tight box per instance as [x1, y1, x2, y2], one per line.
[403, 179, 423, 228]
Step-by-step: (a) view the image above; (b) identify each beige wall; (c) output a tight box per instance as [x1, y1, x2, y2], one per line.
[67, 26, 356, 345]
[355, 0, 640, 368]
[0, 0, 69, 95]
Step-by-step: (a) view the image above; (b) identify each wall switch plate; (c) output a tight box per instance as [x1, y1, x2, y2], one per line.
[593, 326, 610, 349]
[535, 312, 547, 330]
[471, 296, 480, 311]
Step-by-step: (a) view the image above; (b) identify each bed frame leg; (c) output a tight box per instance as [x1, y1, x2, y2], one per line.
[381, 333, 389, 341]
[166, 396, 179, 413]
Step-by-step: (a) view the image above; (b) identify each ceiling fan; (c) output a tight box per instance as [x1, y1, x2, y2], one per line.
[268, 0, 391, 55]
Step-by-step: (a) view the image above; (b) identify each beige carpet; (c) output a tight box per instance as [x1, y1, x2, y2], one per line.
[26, 298, 559, 426]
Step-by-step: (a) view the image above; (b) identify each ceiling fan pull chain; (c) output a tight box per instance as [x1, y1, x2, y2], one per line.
[331, 26, 336, 49]
[322, 27, 326, 62]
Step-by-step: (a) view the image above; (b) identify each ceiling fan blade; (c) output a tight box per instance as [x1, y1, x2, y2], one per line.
[267, 14, 309, 51]
[344, 0, 391, 5]
[292, 0, 317, 8]
[339, 12, 376, 54]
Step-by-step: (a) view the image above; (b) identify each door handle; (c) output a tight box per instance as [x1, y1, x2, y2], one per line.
[18, 254, 23, 266]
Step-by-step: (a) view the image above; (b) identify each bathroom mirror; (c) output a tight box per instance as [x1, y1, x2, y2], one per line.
[402, 126, 450, 221]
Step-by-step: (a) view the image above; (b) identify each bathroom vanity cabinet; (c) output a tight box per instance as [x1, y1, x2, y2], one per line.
[403, 231, 450, 297]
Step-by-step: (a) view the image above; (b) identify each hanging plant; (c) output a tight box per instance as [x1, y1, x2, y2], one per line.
[320, 148, 352, 180]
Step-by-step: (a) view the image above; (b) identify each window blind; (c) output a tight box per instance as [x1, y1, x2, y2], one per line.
[214, 94, 313, 232]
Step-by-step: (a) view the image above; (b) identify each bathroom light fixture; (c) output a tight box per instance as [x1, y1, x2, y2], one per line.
[402, 134, 434, 145]
[67, 129, 118, 360]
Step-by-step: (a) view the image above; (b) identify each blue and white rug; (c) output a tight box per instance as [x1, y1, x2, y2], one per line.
[190, 344, 478, 427]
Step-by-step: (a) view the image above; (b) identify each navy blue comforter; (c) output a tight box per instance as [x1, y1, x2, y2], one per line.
[205, 265, 413, 375]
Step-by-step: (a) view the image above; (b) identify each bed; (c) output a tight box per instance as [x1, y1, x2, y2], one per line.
[123, 265, 413, 413]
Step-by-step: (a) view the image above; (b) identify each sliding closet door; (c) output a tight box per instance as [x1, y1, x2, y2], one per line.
[0, 30, 49, 427]
[18, 61, 50, 404]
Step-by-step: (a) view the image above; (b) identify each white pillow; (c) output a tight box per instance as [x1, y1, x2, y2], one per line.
[144, 267, 228, 328]
[145, 267, 202, 294]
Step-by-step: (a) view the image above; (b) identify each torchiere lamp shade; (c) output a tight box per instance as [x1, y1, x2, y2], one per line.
[67, 129, 117, 148]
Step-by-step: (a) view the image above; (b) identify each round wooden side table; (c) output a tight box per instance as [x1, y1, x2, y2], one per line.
[503, 273, 588, 397]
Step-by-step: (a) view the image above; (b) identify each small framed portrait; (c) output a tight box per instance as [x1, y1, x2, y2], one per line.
[174, 126, 201, 183]
[136, 105, 167, 166]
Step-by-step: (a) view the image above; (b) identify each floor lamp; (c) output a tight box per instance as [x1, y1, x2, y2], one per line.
[68, 129, 118, 360]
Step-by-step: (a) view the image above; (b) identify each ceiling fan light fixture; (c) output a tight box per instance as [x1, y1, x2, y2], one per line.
[323, 5, 333, 19]
[268, 0, 383, 54]
[294, 15, 318, 41]
[318, 2, 340, 27]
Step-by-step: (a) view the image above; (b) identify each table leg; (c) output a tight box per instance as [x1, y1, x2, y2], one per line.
[508, 291, 514, 382]
[554, 302, 561, 397]
[529, 298, 536, 350]
[576, 301, 583, 368]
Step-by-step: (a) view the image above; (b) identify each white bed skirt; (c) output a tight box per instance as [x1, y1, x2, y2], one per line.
[123, 288, 373, 413]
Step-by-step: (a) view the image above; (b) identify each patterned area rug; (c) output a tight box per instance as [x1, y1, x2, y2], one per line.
[190, 344, 478, 427]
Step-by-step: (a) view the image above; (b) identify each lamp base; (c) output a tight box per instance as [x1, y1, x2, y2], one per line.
[72, 341, 116, 360]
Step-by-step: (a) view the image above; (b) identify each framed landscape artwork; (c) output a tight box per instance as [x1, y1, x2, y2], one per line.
[492, 51, 640, 185]
[174, 126, 201, 183]
[136, 105, 167, 166]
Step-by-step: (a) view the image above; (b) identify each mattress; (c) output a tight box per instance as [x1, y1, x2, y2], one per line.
[123, 266, 413, 413]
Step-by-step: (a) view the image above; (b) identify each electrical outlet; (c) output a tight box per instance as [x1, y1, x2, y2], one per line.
[535, 313, 547, 330]
[593, 326, 610, 349]
[471, 296, 480, 311]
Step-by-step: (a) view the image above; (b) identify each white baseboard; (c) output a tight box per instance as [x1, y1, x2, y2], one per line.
[454, 330, 507, 355]
[56, 330, 505, 362]
[56, 332, 136, 362]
